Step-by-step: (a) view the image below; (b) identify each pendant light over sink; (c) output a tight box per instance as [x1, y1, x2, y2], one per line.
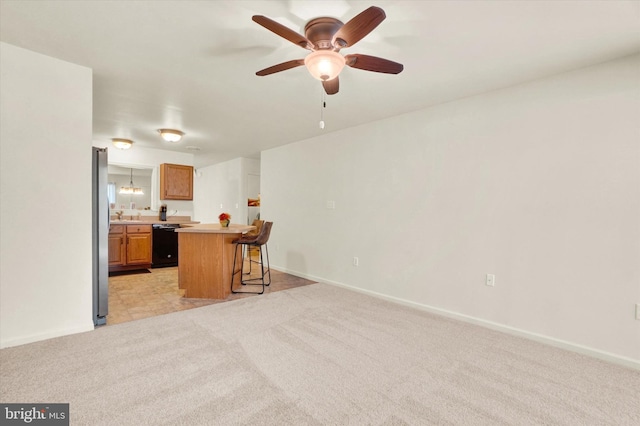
[119, 168, 144, 195]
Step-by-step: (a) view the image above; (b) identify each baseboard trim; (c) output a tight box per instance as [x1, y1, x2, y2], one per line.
[0, 322, 95, 349]
[273, 266, 640, 371]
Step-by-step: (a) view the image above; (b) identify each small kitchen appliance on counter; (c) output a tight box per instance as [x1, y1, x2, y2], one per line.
[159, 204, 167, 221]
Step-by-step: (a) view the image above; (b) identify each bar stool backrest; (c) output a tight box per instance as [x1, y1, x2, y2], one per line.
[254, 221, 273, 246]
[247, 219, 264, 237]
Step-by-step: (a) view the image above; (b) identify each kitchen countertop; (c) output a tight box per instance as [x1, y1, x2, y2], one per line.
[110, 221, 200, 225]
[109, 217, 199, 226]
[174, 223, 254, 233]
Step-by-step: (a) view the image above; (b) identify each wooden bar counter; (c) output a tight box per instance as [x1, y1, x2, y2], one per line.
[175, 223, 255, 299]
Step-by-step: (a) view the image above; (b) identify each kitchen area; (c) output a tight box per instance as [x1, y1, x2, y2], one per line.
[100, 160, 197, 325]
[99, 155, 266, 325]
[107, 163, 198, 274]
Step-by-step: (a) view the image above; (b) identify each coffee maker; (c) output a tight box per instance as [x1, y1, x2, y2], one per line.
[159, 204, 167, 221]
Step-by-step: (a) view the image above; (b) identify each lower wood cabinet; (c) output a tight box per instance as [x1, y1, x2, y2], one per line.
[109, 224, 152, 271]
[108, 226, 126, 266]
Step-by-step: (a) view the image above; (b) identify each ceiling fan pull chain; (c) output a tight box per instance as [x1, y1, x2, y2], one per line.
[319, 87, 326, 129]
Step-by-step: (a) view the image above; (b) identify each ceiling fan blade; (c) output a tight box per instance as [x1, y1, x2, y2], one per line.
[252, 15, 314, 50]
[332, 6, 386, 49]
[322, 77, 339, 95]
[256, 59, 305, 76]
[345, 54, 404, 74]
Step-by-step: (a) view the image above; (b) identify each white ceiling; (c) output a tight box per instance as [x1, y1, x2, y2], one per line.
[1, 1, 639, 167]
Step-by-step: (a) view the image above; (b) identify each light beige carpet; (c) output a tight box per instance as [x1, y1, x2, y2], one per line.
[1, 283, 639, 425]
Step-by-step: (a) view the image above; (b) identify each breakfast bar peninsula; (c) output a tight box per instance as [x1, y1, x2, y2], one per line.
[175, 223, 255, 299]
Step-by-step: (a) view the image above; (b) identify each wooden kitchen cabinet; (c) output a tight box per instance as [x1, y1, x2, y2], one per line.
[160, 163, 193, 200]
[126, 225, 152, 265]
[108, 225, 125, 266]
[109, 224, 152, 271]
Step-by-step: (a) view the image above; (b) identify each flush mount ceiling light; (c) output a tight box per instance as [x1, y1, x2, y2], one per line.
[158, 129, 184, 143]
[112, 138, 133, 150]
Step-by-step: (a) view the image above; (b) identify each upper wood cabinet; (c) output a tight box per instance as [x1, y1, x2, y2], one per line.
[160, 163, 193, 200]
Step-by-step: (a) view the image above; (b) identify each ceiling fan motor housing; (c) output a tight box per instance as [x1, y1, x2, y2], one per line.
[304, 17, 344, 50]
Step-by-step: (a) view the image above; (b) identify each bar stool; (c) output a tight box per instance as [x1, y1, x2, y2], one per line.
[230, 222, 273, 294]
[245, 219, 264, 273]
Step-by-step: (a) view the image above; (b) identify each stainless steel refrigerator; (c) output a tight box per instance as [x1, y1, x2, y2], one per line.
[92, 147, 109, 325]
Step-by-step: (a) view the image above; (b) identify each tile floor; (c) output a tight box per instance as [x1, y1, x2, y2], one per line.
[107, 261, 316, 325]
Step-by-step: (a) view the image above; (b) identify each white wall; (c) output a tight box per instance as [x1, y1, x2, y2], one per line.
[104, 143, 194, 168]
[193, 157, 260, 224]
[0, 43, 94, 347]
[261, 55, 640, 365]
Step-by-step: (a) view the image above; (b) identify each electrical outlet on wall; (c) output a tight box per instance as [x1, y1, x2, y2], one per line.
[486, 274, 495, 287]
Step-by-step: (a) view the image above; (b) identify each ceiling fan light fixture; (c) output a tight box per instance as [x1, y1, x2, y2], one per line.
[304, 50, 345, 81]
[112, 138, 133, 150]
[158, 129, 184, 143]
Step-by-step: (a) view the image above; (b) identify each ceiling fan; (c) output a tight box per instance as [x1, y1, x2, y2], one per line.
[252, 6, 404, 95]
